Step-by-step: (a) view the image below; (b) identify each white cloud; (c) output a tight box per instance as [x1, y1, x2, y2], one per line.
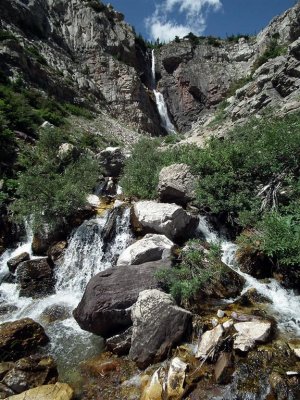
[146, 0, 223, 42]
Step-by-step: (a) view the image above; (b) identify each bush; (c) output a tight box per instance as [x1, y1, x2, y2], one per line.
[252, 39, 287, 72]
[156, 241, 224, 306]
[0, 30, 17, 42]
[11, 128, 100, 230]
[226, 34, 250, 43]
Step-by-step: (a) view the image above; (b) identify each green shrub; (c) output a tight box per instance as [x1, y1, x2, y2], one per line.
[226, 76, 253, 97]
[226, 34, 250, 43]
[252, 39, 287, 72]
[207, 36, 222, 47]
[156, 241, 224, 305]
[0, 30, 17, 42]
[11, 128, 99, 230]
[25, 46, 48, 65]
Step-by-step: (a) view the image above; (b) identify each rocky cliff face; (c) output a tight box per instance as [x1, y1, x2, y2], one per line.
[0, 0, 161, 135]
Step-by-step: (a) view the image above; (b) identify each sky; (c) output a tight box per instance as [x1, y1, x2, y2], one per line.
[103, 0, 297, 42]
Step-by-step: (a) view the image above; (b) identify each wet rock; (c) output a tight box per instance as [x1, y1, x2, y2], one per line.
[288, 340, 300, 359]
[98, 147, 126, 177]
[32, 228, 67, 256]
[47, 241, 67, 263]
[117, 234, 175, 266]
[0, 318, 49, 361]
[236, 246, 273, 279]
[7, 253, 30, 274]
[1, 355, 58, 395]
[16, 259, 55, 298]
[0, 303, 18, 317]
[86, 194, 100, 208]
[166, 357, 187, 399]
[0, 273, 16, 284]
[133, 201, 198, 241]
[73, 260, 171, 338]
[129, 289, 192, 369]
[106, 327, 132, 356]
[234, 288, 271, 307]
[40, 304, 72, 324]
[157, 163, 196, 205]
[214, 353, 234, 384]
[0, 382, 15, 398]
[233, 320, 273, 352]
[141, 368, 164, 400]
[5, 382, 74, 399]
[195, 325, 224, 359]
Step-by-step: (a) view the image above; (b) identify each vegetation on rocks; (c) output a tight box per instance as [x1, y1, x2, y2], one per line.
[252, 37, 288, 71]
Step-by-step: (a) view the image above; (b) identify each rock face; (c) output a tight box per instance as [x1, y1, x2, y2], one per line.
[16, 259, 55, 298]
[0, 319, 49, 362]
[0, 355, 58, 397]
[73, 260, 170, 338]
[117, 234, 174, 266]
[7, 253, 30, 274]
[157, 163, 196, 205]
[133, 201, 198, 241]
[5, 382, 74, 400]
[233, 320, 273, 352]
[129, 289, 192, 369]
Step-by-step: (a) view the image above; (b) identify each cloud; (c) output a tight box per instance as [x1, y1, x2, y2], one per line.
[146, 0, 222, 42]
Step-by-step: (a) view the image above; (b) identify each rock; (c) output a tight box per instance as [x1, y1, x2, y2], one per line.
[234, 288, 271, 307]
[288, 340, 300, 359]
[40, 304, 72, 324]
[117, 234, 175, 266]
[7, 253, 30, 274]
[16, 259, 55, 298]
[133, 201, 198, 241]
[73, 260, 170, 338]
[166, 357, 187, 399]
[86, 194, 100, 208]
[98, 147, 126, 177]
[32, 227, 66, 256]
[0, 303, 18, 317]
[1, 355, 58, 395]
[233, 320, 272, 352]
[129, 289, 192, 369]
[222, 320, 234, 330]
[236, 246, 273, 278]
[0, 382, 15, 398]
[106, 327, 132, 356]
[214, 352, 234, 384]
[217, 310, 225, 318]
[57, 143, 77, 161]
[47, 241, 67, 263]
[195, 325, 224, 359]
[157, 163, 196, 205]
[141, 368, 164, 400]
[40, 121, 54, 129]
[0, 318, 49, 361]
[5, 382, 73, 400]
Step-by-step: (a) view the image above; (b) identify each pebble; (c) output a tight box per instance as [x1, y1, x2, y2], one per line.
[217, 310, 225, 318]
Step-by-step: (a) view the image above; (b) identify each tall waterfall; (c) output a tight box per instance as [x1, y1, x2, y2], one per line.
[151, 50, 176, 134]
[198, 216, 300, 336]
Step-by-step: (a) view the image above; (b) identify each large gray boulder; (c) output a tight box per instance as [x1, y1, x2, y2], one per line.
[73, 260, 170, 338]
[129, 289, 192, 369]
[157, 163, 195, 205]
[233, 320, 273, 352]
[133, 201, 198, 241]
[117, 234, 174, 266]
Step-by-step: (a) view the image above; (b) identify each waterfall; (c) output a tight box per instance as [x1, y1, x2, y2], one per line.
[151, 49, 176, 134]
[198, 216, 300, 336]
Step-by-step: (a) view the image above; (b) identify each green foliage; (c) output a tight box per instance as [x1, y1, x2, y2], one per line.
[226, 34, 250, 43]
[25, 46, 47, 65]
[226, 76, 253, 97]
[209, 100, 229, 127]
[252, 38, 287, 72]
[11, 128, 99, 230]
[174, 36, 180, 43]
[185, 32, 201, 46]
[156, 241, 224, 305]
[0, 30, 18, 42]
[0, 112, 16, 164]
[207, 36, 222, 47]
[64, 103, 94, 119]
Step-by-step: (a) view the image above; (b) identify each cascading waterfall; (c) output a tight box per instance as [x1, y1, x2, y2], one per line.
[151, 49, 176, 134]
[198, 216, 300, 336]
[0, 204, 132, 379]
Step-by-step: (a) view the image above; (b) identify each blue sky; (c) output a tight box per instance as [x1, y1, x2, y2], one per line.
[103, 0, 296, 42]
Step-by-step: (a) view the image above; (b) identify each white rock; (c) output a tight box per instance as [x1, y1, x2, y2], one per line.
[117, 234, 174, 266]
[133, 201, 197, 240]
[223, 319, 234, 330]
[167, 357, 187, 399]
[233, 321, 272, 352]
[196, 325, 224, 359]
[57, 143, 75, 159]
[41, 120, 54, 129]
[86, 194, 100, 208]
[217, 310, 225, 318]
[211, 318, 218, 327]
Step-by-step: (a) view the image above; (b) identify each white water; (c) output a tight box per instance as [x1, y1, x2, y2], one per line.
[0, 205, 132, 378]
[151, 50, 176, 134]
[198, 216, 300, 336]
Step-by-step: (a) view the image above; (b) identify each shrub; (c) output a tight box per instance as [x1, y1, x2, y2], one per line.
[226, 76, 253, 97]
[226, 34, 250, 43]
[25, 46, 48, 65]
[11, 128, 99, 230]
[207, 36, 222, 47]
[252, 38, 287, 72]
[0, 30, 17, 42]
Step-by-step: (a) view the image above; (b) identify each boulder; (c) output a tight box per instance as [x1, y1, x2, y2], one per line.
[106, 327, 132, 356]
[157, 163, 195, 205]
[5, 382, 73, 400]
[233, 320, 273, 352]
[0, 318, 49, 361]
[7, 253, 30, 274]
[73, 260, 170, 338]
[129, 289, 192, 369]
[166, 357, 187, 399]
[133, 201, 198, 241]
[117, 234, 175, 266]
[40, 304, 72, 325]
[86, 194, 100, 208]
[47, 241, 67, 263]
[1, 355, 58, 395]
[16, 259, 55, 298]
[214, 352, 234, 384]
[98, 146, 126, 177]
[195, 325, 224, 359]
[32, 227, 66, 256]
[236, 246, 273, 279]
